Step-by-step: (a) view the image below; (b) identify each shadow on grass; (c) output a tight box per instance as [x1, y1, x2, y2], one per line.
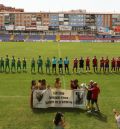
[32, 107, 86, 114]
[32, 108, 107, 122]
[86, 111, 107, 122]
[113, 72, 120, 75]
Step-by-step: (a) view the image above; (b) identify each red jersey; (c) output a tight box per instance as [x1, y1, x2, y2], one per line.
[100, 59, 104, 65]
[74, 59, 78, 64]
[105, 59, 109, 65]
[86, 58, 90, 65]
[71, 81, 78, 90]
[90, 86, 100, 100]
[93, 58, 97, 65]
[117, 59, 120, 66]
[111, 59, 116, 66]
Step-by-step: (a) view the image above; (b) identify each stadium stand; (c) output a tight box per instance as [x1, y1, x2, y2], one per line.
[25, 35, 29, 40]
[78, 35, 95, 40]
[44, 35, 56, 41]
[0, 34, 10, 41]
[60, 35, 76, 40]
[14, 34, 25, 41]
[28, 35, 40, 41]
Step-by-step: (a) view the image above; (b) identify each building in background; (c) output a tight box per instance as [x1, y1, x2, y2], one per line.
[0, 4, 24, 12]
[0, 5, 120, 35]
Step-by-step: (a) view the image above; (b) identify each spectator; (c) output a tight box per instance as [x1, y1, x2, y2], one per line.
[55, 78, 61, 89]
[41, 79, 46, 90]
[74, 79, 79, 89]
[53, 112, 65, 129]
[113, 109, 120, 129]
[31, 80, 36, 91]
[70, 79, 79, 90]
[47, 84, 51, 89]
[37, 80, 42, 90]
[31, 80, 36, 108]
[70, 80, 75, 90]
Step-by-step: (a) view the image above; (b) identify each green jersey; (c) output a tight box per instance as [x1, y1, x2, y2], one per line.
[11, 58, 15, 66]
[23, 59, 26, 66]
[37, 58, 43, 66]
[17, 59, 21, 67]
[46, 59, 51, 67]
[31, 59, 35, 67]
[5, 57, 9, 65]
[58, 59, 63, 65]
[0, 58, 4, 66]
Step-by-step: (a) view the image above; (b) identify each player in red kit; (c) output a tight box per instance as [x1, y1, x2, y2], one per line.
[116, 57, 120, 72]
[86, 57, 90, 72]
[105, 56, 109, 72]
[73, 58, 78, 73]
[88, 82, 100, 112]
[111, 57, 116, 72]
[92, 56, 98, 72]
[100, 57, 105, 72]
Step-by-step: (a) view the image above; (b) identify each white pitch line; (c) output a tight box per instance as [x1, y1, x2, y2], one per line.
[57, 42, 66, 89]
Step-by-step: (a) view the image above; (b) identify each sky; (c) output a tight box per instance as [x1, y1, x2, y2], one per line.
[0, 0, 120, 13]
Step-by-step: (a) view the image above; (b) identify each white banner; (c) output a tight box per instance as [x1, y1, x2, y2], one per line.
[5, 25, 14, 30]
[59, 26, 72, 31]
[15, 26, 25, 30]
[33, 89, 86, 108]
[36, 26, 48, 30]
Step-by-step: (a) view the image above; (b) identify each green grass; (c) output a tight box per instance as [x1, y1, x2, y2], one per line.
[0, 42, 120, 129]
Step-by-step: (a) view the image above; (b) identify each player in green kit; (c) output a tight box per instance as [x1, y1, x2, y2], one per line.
[17, 58, 21, 72]
[23, 57, 27, 72]
[31, 58, 35, 73]
[5, 55, 10, 72]
[0, 57, 4, 72]
[11, 56, 16, 72]
[45, 57, 51, 74]
[37, 56, 43, 73]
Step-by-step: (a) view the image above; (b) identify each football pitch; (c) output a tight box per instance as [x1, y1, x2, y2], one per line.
[0, 42, 120, 129]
